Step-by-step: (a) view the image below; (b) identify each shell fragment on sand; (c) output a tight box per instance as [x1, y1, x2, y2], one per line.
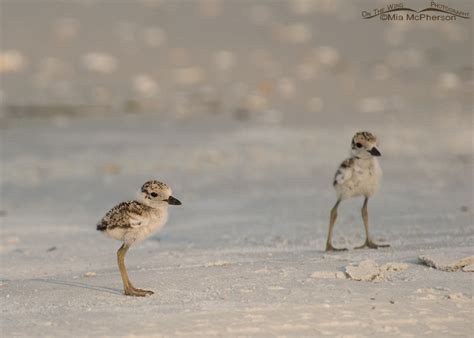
[418, 254, 474, 272]
[345, 260, 382, 281]
[344, 260, 409, 281]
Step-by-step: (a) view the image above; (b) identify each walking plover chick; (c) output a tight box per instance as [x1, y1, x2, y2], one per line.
[97, 180, 182, 297]
[326, 132, 389, 251]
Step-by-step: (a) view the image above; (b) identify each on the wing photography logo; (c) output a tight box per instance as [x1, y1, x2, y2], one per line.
[362, 1, 470, 21]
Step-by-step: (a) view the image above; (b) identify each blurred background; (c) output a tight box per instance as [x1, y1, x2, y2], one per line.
[0, 0, 472, 250]
[1, 0, 472, 119]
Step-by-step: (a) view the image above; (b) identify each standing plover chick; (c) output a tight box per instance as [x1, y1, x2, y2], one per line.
[326, 132, 389, 251]
[97, 180, 182, 297]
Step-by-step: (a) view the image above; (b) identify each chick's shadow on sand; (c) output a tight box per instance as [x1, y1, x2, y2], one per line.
[31, 278, 123, 295]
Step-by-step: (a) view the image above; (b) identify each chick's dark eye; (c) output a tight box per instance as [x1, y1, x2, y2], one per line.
[150, 192, 158, 197]
[356, 142, 363, 148]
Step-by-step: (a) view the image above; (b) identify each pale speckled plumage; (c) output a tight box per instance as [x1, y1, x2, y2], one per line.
[333, 131, 382, 199]
[333, 156, 382, 199]
[97, 180, 178, 245]
[97, 200, 169, 245]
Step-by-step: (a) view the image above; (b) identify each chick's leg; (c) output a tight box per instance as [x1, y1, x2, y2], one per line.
[117, 243, 154, 296]
[355, 197, 390, 249]
[326, 199, 347, 251]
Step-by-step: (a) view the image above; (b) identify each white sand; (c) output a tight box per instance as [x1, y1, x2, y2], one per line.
[1, 113, 472, 337]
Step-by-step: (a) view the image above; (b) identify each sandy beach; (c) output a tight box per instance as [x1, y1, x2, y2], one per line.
[1, 112, 472, 336]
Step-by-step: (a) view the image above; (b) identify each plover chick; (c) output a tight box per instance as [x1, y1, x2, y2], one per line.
[326, 132, 389, 251]
[97, 180, 182, 297]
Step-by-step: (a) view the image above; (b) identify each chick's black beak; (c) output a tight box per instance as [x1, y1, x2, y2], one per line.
[369, 147, 381, 156]
[167, 196, 182, 205]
